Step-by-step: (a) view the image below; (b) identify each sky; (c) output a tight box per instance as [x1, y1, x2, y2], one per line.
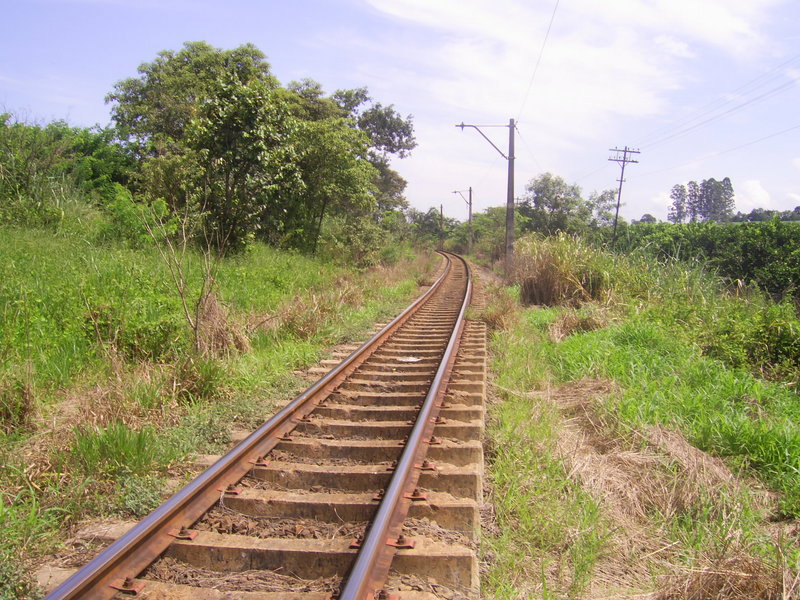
[2, 0, 799, 222]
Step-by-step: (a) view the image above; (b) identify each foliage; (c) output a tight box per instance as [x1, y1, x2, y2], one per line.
[510, 235, 800, 514]
[518, 172, 618, 237]
[0, 114, 132, 230]
[613, 219, 800, 299]
[667, 177, 734, 223]
[106, 42, 415, 255]
[731, 205, 800, 222]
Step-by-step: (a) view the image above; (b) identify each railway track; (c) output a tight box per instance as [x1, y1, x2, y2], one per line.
[43, 252, 486, 600]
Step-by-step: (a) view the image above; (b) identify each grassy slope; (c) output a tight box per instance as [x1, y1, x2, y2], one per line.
[0, 225, 432, 598]
[481, 235, 800, 598]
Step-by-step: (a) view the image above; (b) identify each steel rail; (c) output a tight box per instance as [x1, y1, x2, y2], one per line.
[338, 253, 473, 600]
[45, 254, 455, 600]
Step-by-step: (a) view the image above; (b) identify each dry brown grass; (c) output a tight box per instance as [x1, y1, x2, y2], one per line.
[512, 240, 611, 307]
[197, 293, 250, 357]
[548, 308, 610, 342]
[656, 554, 782, 600]
[541, 378, 789, 599]
[479, 285, 520, 332]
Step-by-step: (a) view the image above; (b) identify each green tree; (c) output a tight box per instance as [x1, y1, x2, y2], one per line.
[107, 41, 276, 156]
[519, 172, 590, 235]
[699, 177, 735, 222]
[687, 180, 701, 222]
[107, 42, 301, 252]
[636, 213, 657, 224]
[283, 118, 377, 252]
[586, 189, 617, 228]
[668, 184, 687, 224]
[186, 73, 303, 251]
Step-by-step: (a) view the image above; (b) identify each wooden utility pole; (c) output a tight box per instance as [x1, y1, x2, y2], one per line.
[608, 146, 640, 248]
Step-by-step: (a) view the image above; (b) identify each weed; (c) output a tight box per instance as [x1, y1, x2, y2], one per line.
[171, 357, 227, 404]
[117, 475, 166, 517]
[70, 421, 184, 477]
[0, 549, 41, 599]
[0, 375, 35, 433]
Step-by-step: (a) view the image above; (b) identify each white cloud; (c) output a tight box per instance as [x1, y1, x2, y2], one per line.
[655, 35, 694, 59]
[354, 0, 794, 215]
[792, 157, 800, 170]
[737, 179, 772, 211]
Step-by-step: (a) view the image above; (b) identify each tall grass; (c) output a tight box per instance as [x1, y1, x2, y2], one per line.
[510, 234, 800, 515]
[1, 223, 428, 596]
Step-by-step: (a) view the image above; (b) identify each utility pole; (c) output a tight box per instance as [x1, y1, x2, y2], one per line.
[456, 119, 515, 271]
[608, 146, 640, 248]
[452, 186, 473, 254]
[440, 203, 444, 251]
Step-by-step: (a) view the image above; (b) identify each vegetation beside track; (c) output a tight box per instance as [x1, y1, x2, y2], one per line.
[481, 234, 800, 598]
[0, 223, 436, 598]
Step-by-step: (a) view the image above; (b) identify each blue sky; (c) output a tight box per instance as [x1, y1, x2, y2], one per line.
[2, 0, 799, 221]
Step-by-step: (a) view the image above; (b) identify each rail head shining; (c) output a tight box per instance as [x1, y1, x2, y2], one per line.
[338, 252, 473, 600]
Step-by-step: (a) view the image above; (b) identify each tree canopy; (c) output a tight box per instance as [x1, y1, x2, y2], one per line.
[105, 41, 417, 255]
[668, 177, 735, 223]
[518, 173, 618, 236]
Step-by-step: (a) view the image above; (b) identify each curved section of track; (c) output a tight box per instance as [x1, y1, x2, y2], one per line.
[45, 252, 484, 600]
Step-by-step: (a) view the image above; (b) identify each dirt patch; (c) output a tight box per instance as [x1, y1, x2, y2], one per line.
[143, 556, 339, 593]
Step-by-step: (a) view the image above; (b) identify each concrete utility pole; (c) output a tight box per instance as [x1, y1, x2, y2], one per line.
[452, 187, 473, 254]
[456, 119, 515, 271]
[440, 203, 444, 251]
[608, 146, 640, 248]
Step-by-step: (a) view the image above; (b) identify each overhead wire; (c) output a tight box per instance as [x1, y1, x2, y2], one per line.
[639, 78, 799, 149]
[517, 0, 560, 120]
[514, 124, 543, 172]
[632, 51, 800, 148]
[638, 121, 800, 177]
[573, 52, 800, 182]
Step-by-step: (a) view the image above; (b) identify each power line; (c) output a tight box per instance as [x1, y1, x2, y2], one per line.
[638, 121, 800, 177]
[640, 79, 798, 149]
[638, 54, 800, 147]
[517, 0, 560, 120]
[514, 124, 543, 171]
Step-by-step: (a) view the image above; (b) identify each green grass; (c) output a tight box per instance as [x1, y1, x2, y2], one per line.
[0, 224, 430, 597]
[484, 314, 609, 598]
[483, 234, 800, 595]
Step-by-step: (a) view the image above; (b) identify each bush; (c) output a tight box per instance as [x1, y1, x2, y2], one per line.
[613, 220, 800, 299]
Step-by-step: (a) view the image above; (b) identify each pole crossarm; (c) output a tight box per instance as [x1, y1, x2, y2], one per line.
[456, 119, 514, 268]
[452, 190, 469, 205]
[456, 123, 509, 160]
[607, 146, 641, 247]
